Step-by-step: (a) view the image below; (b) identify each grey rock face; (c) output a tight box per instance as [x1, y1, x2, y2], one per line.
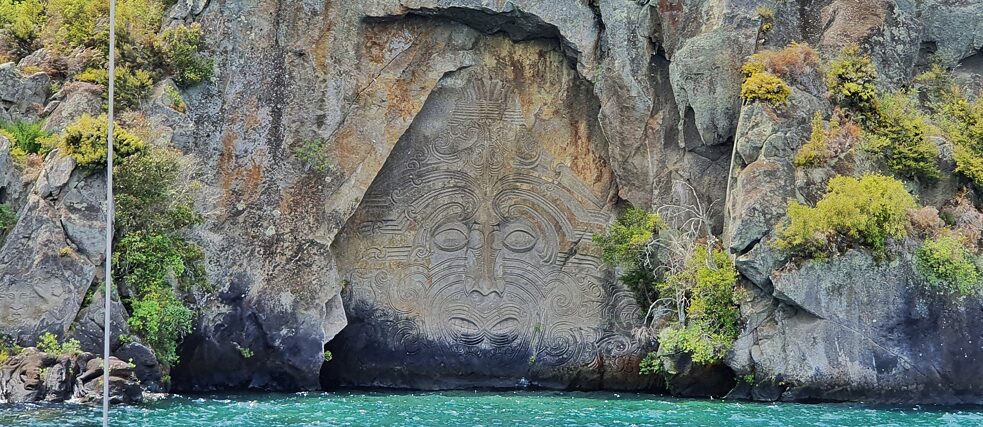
[0, 137, 31, 216]
[69, 292, 131, 356]
[325, 32, 646, 390]
[0, 193, 97, 344]
[42, 82, 104, 134]
[0, 152, 105, 345]
[175, 0, 756, 392]
[730, 251, 983, 404]
[115, 342, 164, 392]
[166, 0, 983, 397]
[0, 62, 49, 122]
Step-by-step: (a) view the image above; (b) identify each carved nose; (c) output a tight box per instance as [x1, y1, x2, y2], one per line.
[464, 248, 505, 296]
[464, 222, 505, 296]
[464, 269, 505, 296]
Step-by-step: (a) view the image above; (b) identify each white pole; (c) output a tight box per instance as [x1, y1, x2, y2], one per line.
[103, 0, 117, 424]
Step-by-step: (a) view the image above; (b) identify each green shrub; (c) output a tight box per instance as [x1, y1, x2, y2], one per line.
[127, 286, 194, 367]
[77, 66, 154, 111]
[0, 120, 52, 161]
[0, 0, 45, 57]
[323, 350, 333, 362]
[0, 341, 21, 365]
[913, 64, 952, 111]
[639, 245, 741, 374]
[593, 208, 663, 267]
[741, 67, 791, 105]
[108, 129, 207, 369]
[0, 203, 16, 232]
[295, 138, 332, 174]
[638, 351, 659, 375]
[43, 0, 163, 53]
[794, 112, 832, 167]
[164, 85, 186, 113]
[915, 235, 982, 296]
[862, 93, 940, 182]
[154, 23, 213, 87]
[114, 146, 202, 235]
[826, 46, 878, 120]
[594, 208, 664, 306]
[776, 174, 916, 257]
[115, 231, 204, 366]
[42, 0, 102, 51]
[36, 332, 82, 355]
[60, 114, 146, 167]
[655, 246, 740, 364]
[238, 346, 253, 359]
[938, 91, 983, 189]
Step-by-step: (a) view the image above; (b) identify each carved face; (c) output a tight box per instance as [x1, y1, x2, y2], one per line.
[337, 79, 628, 365]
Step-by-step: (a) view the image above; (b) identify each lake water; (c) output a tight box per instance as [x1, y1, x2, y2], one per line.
[1, 391, 981, 426]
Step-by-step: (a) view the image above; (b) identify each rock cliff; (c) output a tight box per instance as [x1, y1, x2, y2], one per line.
[1, 0, 982, 404]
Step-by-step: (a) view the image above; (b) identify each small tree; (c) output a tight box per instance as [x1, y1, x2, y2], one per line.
[595, 183, 743, 375]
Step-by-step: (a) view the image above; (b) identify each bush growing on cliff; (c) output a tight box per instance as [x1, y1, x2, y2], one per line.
[0, 338, 22, 365]
[593, 208, 663, 305]
[295, 138, 333, 174]
[915, 235, 982, 297]
[77, 66, 154, 112]
[795, 112, 833, 167]
[153, 23, 213, 87]
[596, 193, 743, 377]
[741, 67, 791, 105]
[1, 119, 51, 160]
[115, 230, 205, 367]
[1, 0, 209, 111]
[826, 46, 878, 121]
[36, 332, 82, 355]
[746, 42, 820, 78]
[653, 245, 741, 369]
[0, 0, 45, 57]
[113, 145, 208, 368]
[741, 43, 820, 106]
[114, 145, 202, 235]
[794, 110, 862, 169]
[756, 6, 774, 35]
[776, 174, 916, 257]
[938, 90, 983, 189]
[0, 203, 16, 232]
[42, 0, 164, 54]
[594, 208, 663, 267]
[861, 93, 941, 182]
[60, 114, 146, 167]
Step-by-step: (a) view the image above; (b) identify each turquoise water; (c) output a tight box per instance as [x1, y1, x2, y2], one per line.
[1, 391, 982, 426]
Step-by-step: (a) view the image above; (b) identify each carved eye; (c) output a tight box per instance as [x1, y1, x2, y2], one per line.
[433, 223, 469, 252]
[503, 229, 537, 252]
[490, 317, 521, 333]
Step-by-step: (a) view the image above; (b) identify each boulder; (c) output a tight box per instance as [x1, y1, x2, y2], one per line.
[0, 348, 141, 405]
[42, 82, 104, 134]
[73, 356, 143, 405]
[0, 62, 49, 122]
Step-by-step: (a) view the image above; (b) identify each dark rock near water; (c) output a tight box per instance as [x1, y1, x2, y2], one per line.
[0, 348, 141, 405]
